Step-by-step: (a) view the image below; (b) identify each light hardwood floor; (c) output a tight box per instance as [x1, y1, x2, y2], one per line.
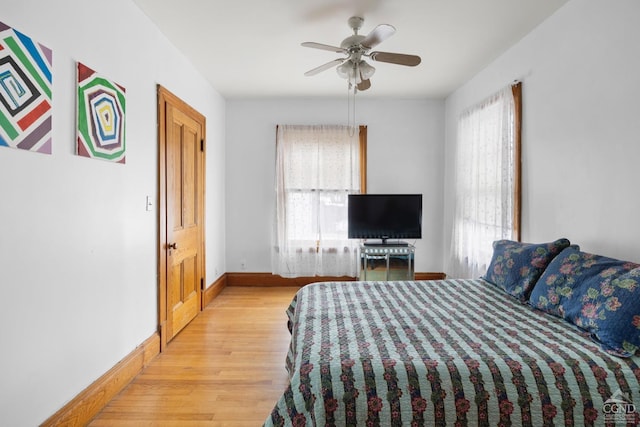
[89, 286, 301, 426]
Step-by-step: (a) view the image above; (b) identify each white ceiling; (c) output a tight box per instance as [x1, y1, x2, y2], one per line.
[132, 0, 568, 99]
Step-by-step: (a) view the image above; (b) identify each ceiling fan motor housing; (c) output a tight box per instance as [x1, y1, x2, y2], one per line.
[341, 35, 366, 59]
[342, 17, 368, 58]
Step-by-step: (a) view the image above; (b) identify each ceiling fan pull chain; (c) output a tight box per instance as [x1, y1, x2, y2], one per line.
[348, 81, 357, 136]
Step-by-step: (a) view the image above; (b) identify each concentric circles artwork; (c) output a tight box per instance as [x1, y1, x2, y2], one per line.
[0, 21, 53, 154]
[77, 62, 126, 163]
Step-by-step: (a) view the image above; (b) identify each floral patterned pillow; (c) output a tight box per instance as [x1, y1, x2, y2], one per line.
[529, 246, 640, 357]
[482, 238, 571, 302]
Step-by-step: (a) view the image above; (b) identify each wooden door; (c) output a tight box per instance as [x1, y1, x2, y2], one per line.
[158, 86, 206, 347]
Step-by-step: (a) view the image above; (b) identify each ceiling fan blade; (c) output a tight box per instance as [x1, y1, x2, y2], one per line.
[360, 24, 395, 49]
[301, 42, 347, 53]
[304, 58, 345, 76]
[357, 79, 371, 91]
[369, 51, 421, 66]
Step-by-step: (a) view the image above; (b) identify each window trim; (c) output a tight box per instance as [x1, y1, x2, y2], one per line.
[512, 82, 522, 241]
[358, 125, 368, 193]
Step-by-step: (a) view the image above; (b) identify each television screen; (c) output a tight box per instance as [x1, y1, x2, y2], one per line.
[348, 194, 422, 243]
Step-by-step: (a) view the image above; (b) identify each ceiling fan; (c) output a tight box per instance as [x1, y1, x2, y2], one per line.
[302, 16, 421, 92]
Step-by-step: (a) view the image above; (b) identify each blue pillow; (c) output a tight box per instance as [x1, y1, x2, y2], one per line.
[482, 238, 571, 302]
[529, 246, 640, 357]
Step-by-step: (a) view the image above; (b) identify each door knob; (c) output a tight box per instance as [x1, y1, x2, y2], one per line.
[168, 242, 178, 250]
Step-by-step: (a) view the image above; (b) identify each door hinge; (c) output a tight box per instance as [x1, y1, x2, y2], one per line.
[200, 139, 204, 152]
[201, 277, 204, 290]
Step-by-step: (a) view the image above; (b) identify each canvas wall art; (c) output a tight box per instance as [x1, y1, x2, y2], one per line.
[0, 21, 53, 154]
[76, 62, 126, 163]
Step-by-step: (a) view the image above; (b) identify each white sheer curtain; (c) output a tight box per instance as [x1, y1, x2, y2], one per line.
[449, 85, 518, 279]
[272, 125, 361, 278]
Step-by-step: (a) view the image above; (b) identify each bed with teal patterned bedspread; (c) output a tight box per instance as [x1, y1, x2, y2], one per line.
[264, 279, 640, 426]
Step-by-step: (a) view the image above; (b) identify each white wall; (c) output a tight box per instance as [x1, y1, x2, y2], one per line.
[444, 0, 640, 272]
[0, 1, 225, 425]
[226, 98, 445, 274]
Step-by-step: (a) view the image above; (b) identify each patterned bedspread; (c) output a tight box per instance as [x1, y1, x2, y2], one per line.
[264, 279, 640, 426]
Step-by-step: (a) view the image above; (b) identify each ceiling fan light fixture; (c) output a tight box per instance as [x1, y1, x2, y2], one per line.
[336, 60, 354, 79]
[359, 60, 375, 80]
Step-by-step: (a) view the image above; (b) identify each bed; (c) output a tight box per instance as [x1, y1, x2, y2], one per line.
[264, 240, 640, 426]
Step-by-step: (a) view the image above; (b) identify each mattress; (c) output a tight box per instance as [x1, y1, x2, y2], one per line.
[264, 279, 640, 426]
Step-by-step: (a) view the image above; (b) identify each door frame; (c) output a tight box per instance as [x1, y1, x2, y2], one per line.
[157, 85, 206, 350]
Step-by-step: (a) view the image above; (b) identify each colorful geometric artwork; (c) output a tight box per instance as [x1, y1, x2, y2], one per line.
[77, 62, 126, 163]
[0, 21, 53, 154]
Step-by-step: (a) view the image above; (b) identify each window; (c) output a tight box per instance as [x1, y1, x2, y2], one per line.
[449, 83, 522, 278]
[272, 125, 367, 278]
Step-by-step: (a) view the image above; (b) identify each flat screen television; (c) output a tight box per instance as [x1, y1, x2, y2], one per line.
[348, 194, 422, 244]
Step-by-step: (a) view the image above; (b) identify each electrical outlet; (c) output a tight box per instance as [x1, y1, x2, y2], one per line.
[240, 259, 247, 271]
